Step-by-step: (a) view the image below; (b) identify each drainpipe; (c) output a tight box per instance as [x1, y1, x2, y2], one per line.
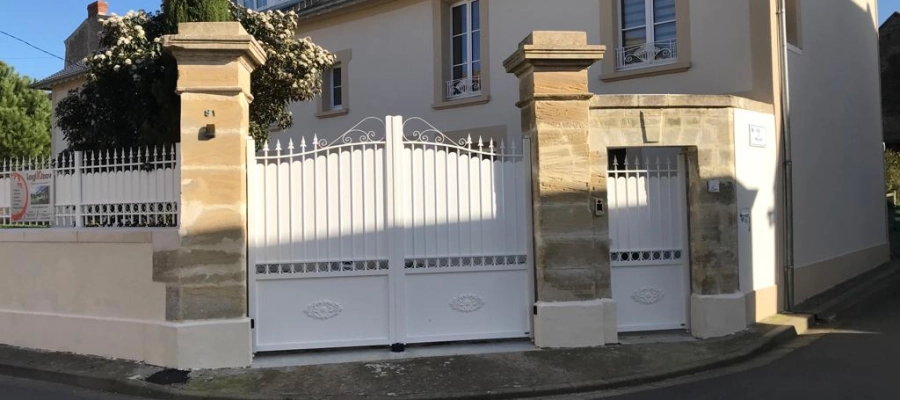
[776, 0, 796, 311]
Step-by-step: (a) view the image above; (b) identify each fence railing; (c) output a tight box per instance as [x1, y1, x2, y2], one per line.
[0, 144, 180, 228]
[616, 39, 678, 70]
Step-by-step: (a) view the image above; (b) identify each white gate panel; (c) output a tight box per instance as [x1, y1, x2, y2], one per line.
[608, 150, 690, 332]
[405, 269, 530, 342]
[249, 116, 533, 352]
[399, 118, 532, 344]
[254, 276, 391, 351]
[249, 118, 392, 351]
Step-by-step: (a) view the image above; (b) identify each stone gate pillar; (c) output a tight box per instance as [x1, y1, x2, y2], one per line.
[159, 22, 266, 368]
[503, 32, 615, 347]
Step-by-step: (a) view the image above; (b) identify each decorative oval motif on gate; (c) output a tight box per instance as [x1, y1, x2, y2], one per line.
[631, 288, 665, 305]
[304, 300, 343, 320]
[449, 294, 485, 313]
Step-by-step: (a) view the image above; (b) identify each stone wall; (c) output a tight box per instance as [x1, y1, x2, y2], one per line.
[589, 95, 771, 295]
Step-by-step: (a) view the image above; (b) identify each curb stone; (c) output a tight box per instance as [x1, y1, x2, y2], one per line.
[402, 325, 799, 400]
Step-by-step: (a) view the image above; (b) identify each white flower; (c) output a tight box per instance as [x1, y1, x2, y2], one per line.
[124, 59, 132, 65]
[105, 50, 112, 56]
[153, 37, 161, 43]
[113, 65, 121, 72]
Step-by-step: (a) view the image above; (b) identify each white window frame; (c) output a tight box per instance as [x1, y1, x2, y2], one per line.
[330, 65, 343, 111]
[618, 0, 678, 70]
[448, 0, 481, 99]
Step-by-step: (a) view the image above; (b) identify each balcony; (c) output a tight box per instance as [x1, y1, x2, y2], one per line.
[616, 40, 678, 71]
[445, 76, 482, 100]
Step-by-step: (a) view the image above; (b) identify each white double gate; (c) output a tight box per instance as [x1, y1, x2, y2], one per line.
[248, 116, 534, 352]
[608, 148, 690, 332]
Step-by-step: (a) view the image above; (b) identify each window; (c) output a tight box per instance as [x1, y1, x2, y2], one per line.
[600, 0, 691, 81]
[330, 66, 343, 110]
[317, 50, 351, 118]
[785, 0, 802, 49]
[619, 0, 677, 69]
[432, 0, 490, 109]
[448, 0, 481, 99]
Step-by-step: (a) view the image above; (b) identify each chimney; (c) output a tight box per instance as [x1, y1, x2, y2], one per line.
[87, 1, 108, 18]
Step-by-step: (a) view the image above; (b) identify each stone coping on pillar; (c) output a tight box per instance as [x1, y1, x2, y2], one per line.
[503, 31, 605, 76]
[591, 94, 774, 114]
[162, 23, 267, 93]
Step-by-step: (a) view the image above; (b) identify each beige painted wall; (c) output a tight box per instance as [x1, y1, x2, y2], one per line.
[284, 0, 759, 143]
[596, 0, 754, 97]
[50, 78, 84, 156]
[0, 229, 169, 320]
[786, 0, 889, 300]
[0, 229, 252, 369]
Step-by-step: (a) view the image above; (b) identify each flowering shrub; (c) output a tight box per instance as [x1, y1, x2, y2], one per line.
[57, 4, 335, 150]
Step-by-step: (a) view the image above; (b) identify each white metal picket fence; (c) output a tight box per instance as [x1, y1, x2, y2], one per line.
[607, 148, 690, 333]
[248, 116, 534, 352]
[0, 145, 180, 228]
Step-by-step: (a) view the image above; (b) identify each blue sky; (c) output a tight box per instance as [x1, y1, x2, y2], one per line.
[2, 0, 900, 81]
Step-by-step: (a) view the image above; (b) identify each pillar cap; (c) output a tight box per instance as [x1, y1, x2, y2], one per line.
[162, 22, 267, 68]
[503, 31, 605, 76]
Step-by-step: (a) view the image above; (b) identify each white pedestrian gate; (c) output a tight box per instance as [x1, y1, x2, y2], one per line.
[248, 116, 534, 352]
[608, 148, 690, 332]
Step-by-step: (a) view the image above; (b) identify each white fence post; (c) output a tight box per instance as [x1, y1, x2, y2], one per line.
[74, 151, 84, 228]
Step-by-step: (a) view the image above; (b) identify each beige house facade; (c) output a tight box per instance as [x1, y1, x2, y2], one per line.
[18, 0, 887, 367]
[275, 0, 888, 338]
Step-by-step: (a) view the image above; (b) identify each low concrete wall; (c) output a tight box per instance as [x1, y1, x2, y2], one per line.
[0, 229, 251, 369]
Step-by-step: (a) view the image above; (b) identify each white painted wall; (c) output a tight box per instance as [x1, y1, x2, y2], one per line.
[282, 0, 756, 143]
[787, 0, 888, 273]
[733, 109, 778, 293]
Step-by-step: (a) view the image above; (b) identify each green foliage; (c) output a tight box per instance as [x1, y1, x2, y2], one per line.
[161, 0, 234, 32]
[886, 149, 900, 196]
[57, 10, 179, 150]
[0, 61, 51, 159]
[56, 1, 335, 151]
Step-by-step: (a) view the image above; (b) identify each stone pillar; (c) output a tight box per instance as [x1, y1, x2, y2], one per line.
[159, 22, 266, 368]
[503, 32, 616, 347]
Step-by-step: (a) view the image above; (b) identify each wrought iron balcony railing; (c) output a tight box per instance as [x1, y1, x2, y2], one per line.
[616, 40, 678, 70]
[445, 76, 482, 100]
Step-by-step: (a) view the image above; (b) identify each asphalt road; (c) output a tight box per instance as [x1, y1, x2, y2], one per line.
[0, 375, 144, 400]
[3, 283, 900, 400]
[596, 283, 900, 400]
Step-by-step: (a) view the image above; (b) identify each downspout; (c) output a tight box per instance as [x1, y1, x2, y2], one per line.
[776, 0, 796, 311]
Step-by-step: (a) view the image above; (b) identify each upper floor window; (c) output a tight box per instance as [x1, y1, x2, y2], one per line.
[317, 49, 351, 118]
[240, 0, 267, 9]
[447, 0, 482, 99]
[330, 66, 343, 111]
[432, 0, 490, 109]
[785, 0, 802, 50]
[618, 0, 677, 70]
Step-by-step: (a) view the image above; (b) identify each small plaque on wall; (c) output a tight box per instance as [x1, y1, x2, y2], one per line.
[749, 125, 767, 148]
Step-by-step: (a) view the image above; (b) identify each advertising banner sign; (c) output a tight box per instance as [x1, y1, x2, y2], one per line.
[9, 169, 54, 223]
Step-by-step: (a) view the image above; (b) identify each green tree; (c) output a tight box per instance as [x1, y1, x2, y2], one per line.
[0, 61, 51, 159]
[56, 1, 334, 151]
[161, 0, 233, 32]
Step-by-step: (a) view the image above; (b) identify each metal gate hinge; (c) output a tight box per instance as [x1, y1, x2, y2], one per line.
[250, 319, 255, 329]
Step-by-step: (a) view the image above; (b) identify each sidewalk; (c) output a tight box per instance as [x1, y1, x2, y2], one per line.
[0, 262, 897, 400]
